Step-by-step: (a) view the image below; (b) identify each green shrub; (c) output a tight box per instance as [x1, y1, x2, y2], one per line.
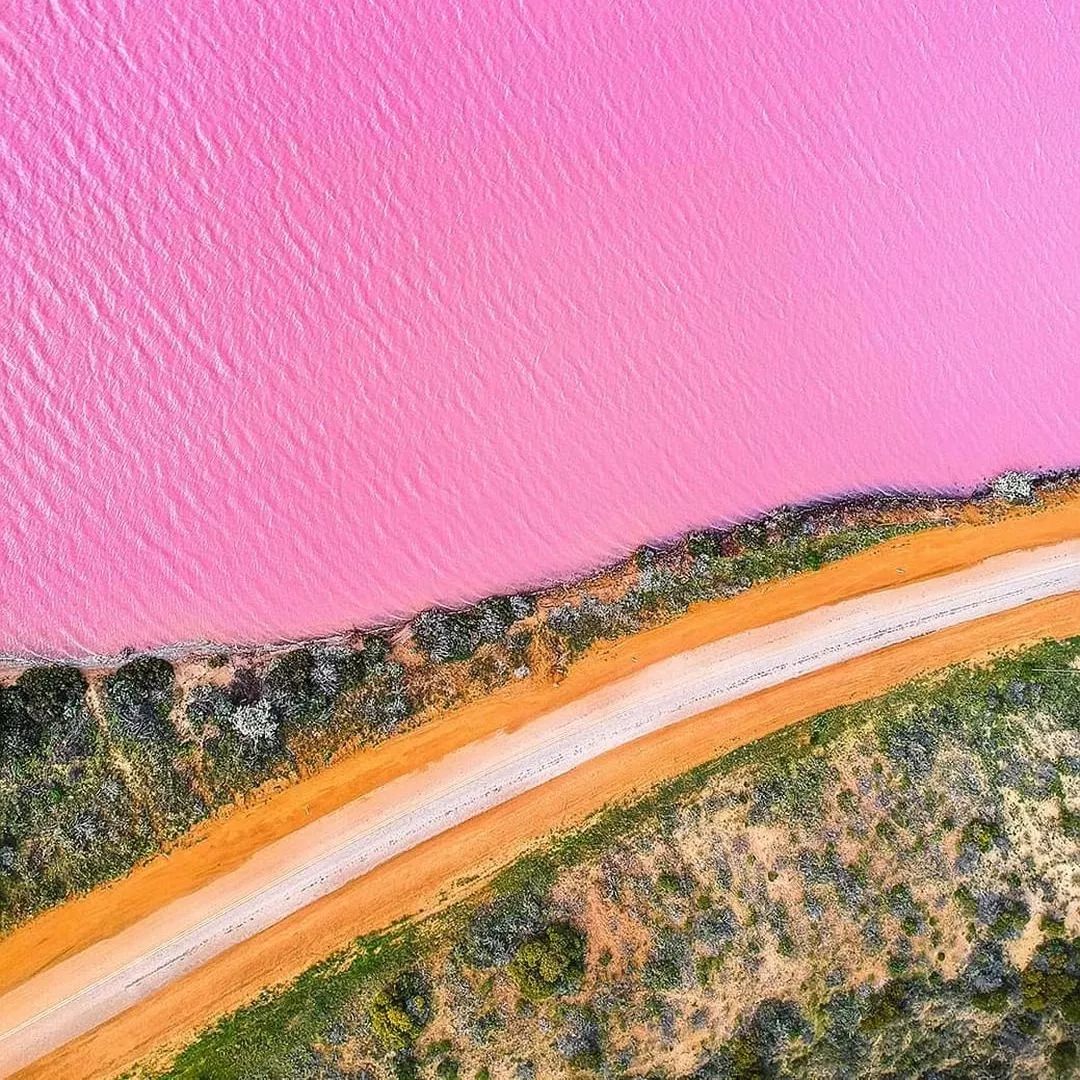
[262, 648, 322, 725]
[15, 665, 87, 720]
[990, 898, 1030, 940]
[0, 684, 34, 755]
[393, 1052, 419, 1080]
[1020, 938, 1080, 1019]
[369, 970, 433, 1050]
[954, 885, 978, 919]
[886, 884, 922, 935]
[103, 656, 176, 745]
[436, 1058, 460, 1080]
[6, 665, 93, 760]
[656, 870, 685, 894]
[1059, 804, 1080, 840]
[545, 597, 620, 660]
[644, 927, 692, 990]
[508, 923, 586, 999]
[461, 887, 550, 968]
[1052, 1040, 1078, 1075]
[1042, 914, 1067, 940]
[859, 979, 910, 1034]
[263, 645, 370, 731]
[685, 530, 727, 560]
[960, 818, 1000, 853]
[413, 596, 532, 664]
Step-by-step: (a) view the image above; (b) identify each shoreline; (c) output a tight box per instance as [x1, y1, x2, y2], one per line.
[1, 469, 1072, 672]
[7, 489, 1080, 981]
[1, 469, 1079, 942]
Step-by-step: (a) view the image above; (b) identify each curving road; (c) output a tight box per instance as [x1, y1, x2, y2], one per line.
[3, 540, 1080, 1076]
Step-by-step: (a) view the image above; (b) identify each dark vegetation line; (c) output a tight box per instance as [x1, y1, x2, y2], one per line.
[143, 632, 1080, 1080]
[0, 472, 1061, 933]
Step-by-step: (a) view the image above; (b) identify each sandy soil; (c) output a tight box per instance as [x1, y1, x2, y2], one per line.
[5, 494, 1080, 1079]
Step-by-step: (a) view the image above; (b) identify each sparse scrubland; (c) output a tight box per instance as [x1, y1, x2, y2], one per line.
[135, 632, 1080, 1080]
[3, 484, 1003, 933]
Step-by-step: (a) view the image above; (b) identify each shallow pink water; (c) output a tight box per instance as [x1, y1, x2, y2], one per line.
[2, 2, 1079, 659]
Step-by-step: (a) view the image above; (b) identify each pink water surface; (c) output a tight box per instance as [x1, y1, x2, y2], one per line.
[2, 2, 1080, 659]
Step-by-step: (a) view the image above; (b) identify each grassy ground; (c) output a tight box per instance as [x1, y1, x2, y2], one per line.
[137, 633, 1080, 1080]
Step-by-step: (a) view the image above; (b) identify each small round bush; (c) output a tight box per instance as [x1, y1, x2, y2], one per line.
[508, 923, 586, 999]
[104, 656, 176, 744]
[368, 970, 432, 1050]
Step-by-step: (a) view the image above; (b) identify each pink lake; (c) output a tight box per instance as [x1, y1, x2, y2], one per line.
[2, 1, 1079, 659]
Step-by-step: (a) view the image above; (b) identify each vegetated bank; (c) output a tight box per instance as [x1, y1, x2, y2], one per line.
[134, 630, 1080, 1080]
[0, 472, 1068, 933]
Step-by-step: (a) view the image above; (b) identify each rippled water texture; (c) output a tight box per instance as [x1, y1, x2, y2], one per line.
[2, 2, 1080, 658]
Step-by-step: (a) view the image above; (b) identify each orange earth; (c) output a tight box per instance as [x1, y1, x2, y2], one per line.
[7, 491, 1080, 1079]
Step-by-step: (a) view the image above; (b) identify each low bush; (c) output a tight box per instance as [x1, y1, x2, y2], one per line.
[1021, 937, 1080, 1021]
[369, 970, 433, 1050]
[990, 897, 1030, 941]
[643, 927, 692, 991]
[508, 923, 586, 1000]
[1052, 1040, 1078, 1075]
[554, 1005, 603, 1069]
[961, 818, 1002, 854]
[103, 656, 177, 746]
[413, 596, 532, 664]
[460, 888, 550, 969]
[2, 666, 89, 757]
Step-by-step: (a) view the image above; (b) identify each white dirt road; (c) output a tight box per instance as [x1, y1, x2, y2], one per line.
[3, 539, 1080, 1077]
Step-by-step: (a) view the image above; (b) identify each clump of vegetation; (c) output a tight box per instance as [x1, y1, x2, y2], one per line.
[413, 596, 533, 664]
[507, 923, 586, 1000]
[1, 664, 90, 758]
[103, 656, 177, 746]
[368, 970, 433, 1050]
[1021, 936, 1080, 1021]
[961, 816, 1002, 854]
[460, 887, 551, 969]
[644, 926, 693, 990]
